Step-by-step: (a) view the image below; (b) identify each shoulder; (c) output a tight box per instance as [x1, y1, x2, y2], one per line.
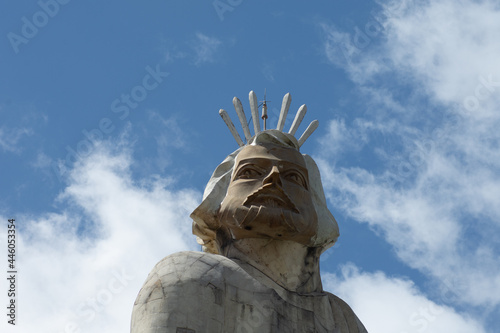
[143, 251, 252, 287]
[154, 250, 238, 274]
[326, 292, 368, 333]
[131, 251, 264, 333]
[134, 251, 245, 303]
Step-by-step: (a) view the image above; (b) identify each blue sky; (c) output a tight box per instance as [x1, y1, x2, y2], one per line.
[1, 0, 499, 332]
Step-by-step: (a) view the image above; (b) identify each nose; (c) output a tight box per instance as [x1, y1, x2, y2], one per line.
[263, 165, 282, 186]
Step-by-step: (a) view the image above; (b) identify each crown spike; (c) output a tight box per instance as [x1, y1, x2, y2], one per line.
[288, 104, 307, 135]
[249, 91, 261, 134]
[233, 97, 252, 141]
[277, 92, 291, 131]
[219, 91, 319, 148]
[298, 120, 319, 147]
[219, 109, 245, 147]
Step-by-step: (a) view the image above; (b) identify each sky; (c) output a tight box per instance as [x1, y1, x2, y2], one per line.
[1, 0, 499, 332]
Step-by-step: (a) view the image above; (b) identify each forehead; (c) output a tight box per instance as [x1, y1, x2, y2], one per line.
[235, 144, 307, 169]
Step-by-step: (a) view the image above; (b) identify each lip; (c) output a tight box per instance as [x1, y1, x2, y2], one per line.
[243, 186, 299, 213]
[248, 193, 288, 207]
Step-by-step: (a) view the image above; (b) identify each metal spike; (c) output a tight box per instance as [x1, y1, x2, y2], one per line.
[262, 101, 268, 130]
[233, 97, 251, 141]
[288, 104, 307, 135]
[298, 120, 319, 147]
[277, 92, 291, 131]
[219, 109, 244, 147]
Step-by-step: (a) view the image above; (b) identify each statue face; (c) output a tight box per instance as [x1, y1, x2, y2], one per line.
[218, 143, 318, 244]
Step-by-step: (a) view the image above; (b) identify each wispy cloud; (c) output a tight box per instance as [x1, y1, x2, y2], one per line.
[0, 126, 32, 153]
[318, 0, 500, 328]
[144, 111, 187, 171]
[262, 63, 275, 82]
[318, 118, 373, 157]
[0, 137, 200, 332]
[323, 264, 487, 333]
[190, 32, 222, 66]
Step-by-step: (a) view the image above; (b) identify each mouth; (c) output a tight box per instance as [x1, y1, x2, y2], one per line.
[243, 185, 299, 213]
[248, 194, 288, 207]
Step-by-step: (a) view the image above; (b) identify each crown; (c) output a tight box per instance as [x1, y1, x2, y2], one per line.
[219, 91, 319, 148]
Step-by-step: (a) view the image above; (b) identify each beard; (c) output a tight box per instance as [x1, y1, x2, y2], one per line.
[218, 183, 318, 244]
[236, 205, 298, 233]
[218, 203, 315, 244]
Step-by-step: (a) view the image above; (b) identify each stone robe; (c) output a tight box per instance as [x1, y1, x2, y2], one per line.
[131, 251, 367, 333]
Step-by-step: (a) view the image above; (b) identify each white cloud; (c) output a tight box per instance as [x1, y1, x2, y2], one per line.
[323, 264, 487, 333]
[319, 119, 356, 157]
[320, 22, 387, 85]
[142, 111, 187, 171]
[323, 0, 500, 110]
[318, 0, 500, 326]
[318, 115, 500, 307]
[0, 138, 200, 333]
[164, 48, 187, 63]
[190, 32, 222, 66]
[0, 126, 32, 153]
[31, 151, 52, 169]
[262, 63, 275, 82]
[318, 118, 396, 158]
[378, 0, 500, 106]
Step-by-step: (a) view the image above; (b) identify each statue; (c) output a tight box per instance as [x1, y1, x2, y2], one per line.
[131, 91, 368, 332]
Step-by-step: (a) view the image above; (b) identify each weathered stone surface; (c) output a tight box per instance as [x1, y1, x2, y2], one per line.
[132, 251, 366, 333]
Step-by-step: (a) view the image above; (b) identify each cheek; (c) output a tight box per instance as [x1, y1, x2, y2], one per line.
[290, 189, 316, 214]
[220, 182, 259, 214]
[285, 186, 312, 202]
[226, 181, 261, 199]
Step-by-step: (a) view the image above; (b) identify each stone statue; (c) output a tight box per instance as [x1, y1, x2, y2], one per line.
[131, 91, 368, 332]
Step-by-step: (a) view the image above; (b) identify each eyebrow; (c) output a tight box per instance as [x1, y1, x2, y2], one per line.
[236, 158, 308, 173]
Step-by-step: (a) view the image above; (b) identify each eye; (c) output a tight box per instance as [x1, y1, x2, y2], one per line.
[235, 166, 264, 180]
[284, 171, 307, 189]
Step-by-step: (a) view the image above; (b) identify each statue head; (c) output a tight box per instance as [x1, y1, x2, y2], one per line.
[190, 93, 339, 255]
[219, 130, 319, 246]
